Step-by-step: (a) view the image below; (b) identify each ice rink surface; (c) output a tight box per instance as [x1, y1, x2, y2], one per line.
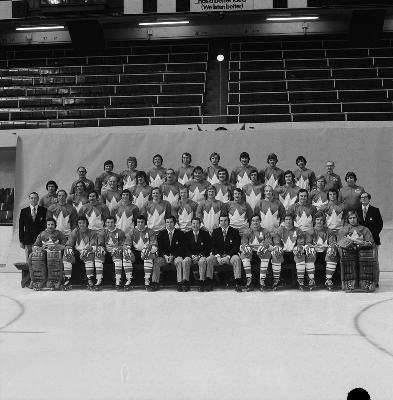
[1, 272, 393, 400]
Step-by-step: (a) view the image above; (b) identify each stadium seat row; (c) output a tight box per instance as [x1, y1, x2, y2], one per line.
[0, 106, 202, 120]
[0, 62, 208, 77]
[0, 94, 204, 108]
[230, 47, 393, 61]
[227, 90, 391, 104]
[0, 83, 205, 96]
[5, 43, 209, 59]
[227, 102, 393, 114]
[1, 52, 209, 69]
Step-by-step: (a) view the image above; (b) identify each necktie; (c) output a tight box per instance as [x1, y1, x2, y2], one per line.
[222, 229, 226, 242]
[169, 231, 173, 245]
[194, 233, 198, 243]
[363, 207, 367, 220]
[32, 207, 36, 221]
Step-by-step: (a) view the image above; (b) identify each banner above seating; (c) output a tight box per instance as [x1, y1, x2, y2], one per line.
[190, 0, 255, 13]
[124, 0, 309, 14]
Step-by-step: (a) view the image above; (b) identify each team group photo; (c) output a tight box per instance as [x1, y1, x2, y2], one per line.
[18, 141, 383, 295]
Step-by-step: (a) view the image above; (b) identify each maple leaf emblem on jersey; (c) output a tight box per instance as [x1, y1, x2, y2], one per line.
[279, 193, 297, 210]
[107, 236, 116, 246]
[265, 174, 279, 189]
[178, 207, 193, 230]
[55, 211, 70, 233]
[86, 209, 103, 231]
[250, 235, 263, 250]
[123, 176, 136, 190]
[75, 237, 88, 252]
[312, 197, 328, 210]
[134, 192, 149, 210]
[178, 174, 190, 186]
[207, 174, 220, 185]
[260, 208, 279, 233]
[106, 196, 120, 212]
[190, 186, 205, 204]
[246, 190, 261, 211]
[44, 237, 55, 246]
[150, 174, 164, 188]
[283, 234, 295, 251]
[314, 236, 328, 251]
[236, 172, 251, 189]
[164, 191, 179, 206]
[347, 230, 363, 242]
[297, 176, 309, 191]
[133, 235, 146, 251]
[215, 189, 229, 203]
[203, 208, 221, 232]
[294, 211, 313, 232]
[147, 208, 165, 231]
[74, 201, 84, 212]
[326, 209, 343, 230]
[116, 212, 134, 235]
[230, 208, 246, 225]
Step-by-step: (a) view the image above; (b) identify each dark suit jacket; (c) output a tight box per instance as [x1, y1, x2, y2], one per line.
[157, 229, 184, 258]
[211, 226, 240, 257]
[19, 205, 47, 245]
[184, 229, 211, 258]
[356, 205, 383, 245]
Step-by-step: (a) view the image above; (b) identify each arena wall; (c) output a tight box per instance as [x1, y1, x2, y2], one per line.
[0, 149, 16, 188]
[1, 121, 392, 270]
[13, 121, 393, 226]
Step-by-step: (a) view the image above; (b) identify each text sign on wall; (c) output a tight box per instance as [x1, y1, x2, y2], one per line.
[191, 0, 255, 12]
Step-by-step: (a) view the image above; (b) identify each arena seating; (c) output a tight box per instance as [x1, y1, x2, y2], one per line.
[0, 42, 208, 128]
[2, 36, 393, 128]
[227, 37, 393, 123]
[0, 188, 14, 225]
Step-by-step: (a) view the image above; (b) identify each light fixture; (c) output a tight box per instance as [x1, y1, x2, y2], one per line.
[138, 21, 189, 26]
[217, 55, 224, 62]
[16, 26, 65, 31]
[266, 16, 319, 21]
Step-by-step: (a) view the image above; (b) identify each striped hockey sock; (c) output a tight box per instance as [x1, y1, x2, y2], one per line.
[272, 263, 282, 280]
[63, 260, 72, 278]
[144, 259, 153, 279]
[114, 260, 122, 284]
[242, 259, 252, 278]
[123, 260, 133, 278]
[326, 262, 337, 279]
[305, 262, 315, 279]
[260, 260, 269, 279]
[296, 261, 306, 279]
[95, 261, 103, 282]
[85, 261, 94, 277]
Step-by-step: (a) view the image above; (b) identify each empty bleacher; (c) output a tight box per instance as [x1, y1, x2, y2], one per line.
[3, 37, 393, 127]
[227, 37, 393, 123]
[0, 42, 209, 128]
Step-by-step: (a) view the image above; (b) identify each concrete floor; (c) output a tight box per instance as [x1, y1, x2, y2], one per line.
[1, 272, 393, 400]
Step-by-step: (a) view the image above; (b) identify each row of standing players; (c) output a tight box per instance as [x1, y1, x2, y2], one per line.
[19, 151, 383, 292]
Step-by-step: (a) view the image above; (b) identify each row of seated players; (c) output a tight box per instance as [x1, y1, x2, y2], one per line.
[39, 180, 370, 255]
[37, 152, 365, 215]
[29, 207, 376, 293]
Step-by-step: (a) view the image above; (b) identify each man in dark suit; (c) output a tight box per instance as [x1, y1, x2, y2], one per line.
[19, 192, 47, 263]
[207, 215, 242, 292]
[356, 192, 383, 285]
[182, 217, 211, 292]
[154, 215, 185, 291]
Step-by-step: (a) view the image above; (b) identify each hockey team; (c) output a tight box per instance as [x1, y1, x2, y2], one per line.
[20, 151, 382, 293]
